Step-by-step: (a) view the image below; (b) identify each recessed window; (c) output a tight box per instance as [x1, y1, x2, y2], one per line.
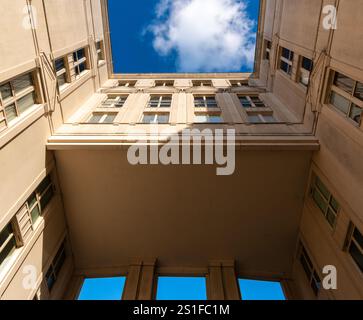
[264, 40, 272, 61]
[194, 96, 218, 108]
[78, 277, 126, 300]
[118, 80, 137, 87]
[194, 113, 222, 123]
[148, 95, 172, 108]
[101, 95, 128, 108]
[299, 57, 313, 87]
[88, 112, 117, 124]
[238, 279, 285, 300]
[192, 80, 213, 87]
[0, 223, 17, 272]
[156, 277, 207, 300]
[155, 80, 174, 87]
[55, 57, 68, 89]
[0, 72, 37, 129]
[239, 96, 266, 108]
[298, 243, 321, 296]
[329, 71, 363, 126]
[73, 48, 88, 77]
[45, 242, 66, 292]
[142, 113, 169, 124]
[95, 41, 105, 65]
[247, 113, 277, 123]
[346, 224, 363, 273]
[310, 174, 339, 228]
[280, 47, 294, 75]
[230, 80, 246, 87]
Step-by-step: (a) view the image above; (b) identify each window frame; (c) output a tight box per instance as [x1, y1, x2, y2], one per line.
[345, 223, 363, 274]
[298, 243, 321, 296]
[0, 222, 20, 272]
[279, 47, 294, 76]
[247, 111, 277, 124]
[194, 112, 223, 124]
[95, 40, 105, 66]
[54, 57, 69, 90]
[310, 173, 340, 229]
[193, 95, 219, 109]
[100, 95, 128, 109]
[118, 80, 137, 88]
[327, 70, 363, 127]
[154, 80, 175, 87]
[264, 40, 272, 61]
[0, 71, 37, 130]
[147, 95, 172, 109]
[141, 112, 170, 124]
[238, 95, 267, 109]
[45, 241, 67, 292]
[192, 80, 213, 87]
[73, 48, 88, 78]
[87, 112, 118, 124]
[299, 56, 313, 87]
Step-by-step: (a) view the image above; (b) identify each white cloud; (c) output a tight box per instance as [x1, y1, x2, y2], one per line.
[147, 0, 257, 72]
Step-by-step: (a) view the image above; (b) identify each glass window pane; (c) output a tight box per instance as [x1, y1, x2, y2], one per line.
[334, 73, 355, 94]
[78, 277, 126, 300]
[0, 82, 12, 100]
[27, 192, 38, 208]
[142, 114, 155, 123]
[263, 115, 277, 123]
[209, 115, 222, 123]
[354, 82, 363, 101]
[46, 269, 56, 291]
[40, 187, 54, 210]
[349, 242, 363, 273]
[248, 115, 262, 123]
[194, 115, 208, 123]
[315, 177, 330, 199]
[326, 208, 337, 227]
[353, 228, 363, 248]
[79, 62, 86, 73]
[88, 114, 103, 123]
[0, 224, 13, 247]
[330, 92, 350, 115]
[238, 279, 285, 300]
[5, 104, 17, 122]
[38, 176, 52, 195]
[0, 236, 16, 268]
[312, 189, 328, 213]
[103, 114, 116, 123]
[281, 48, 293, 61]
[55, 58, 65, 72]
[30, 204, 41, 224]
[302, 57, 313, 71]
[17, 92, 35, 114]
[330, 197, 340, 212]
[349, 104, 362, 124]
[13, 73, 33, 94]
[156, 277, 207, 300]
[156, 114, 169, 123]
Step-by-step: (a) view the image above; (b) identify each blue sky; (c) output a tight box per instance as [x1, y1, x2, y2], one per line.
[108, 0, 260, 73]
[78, 276, 285, 300]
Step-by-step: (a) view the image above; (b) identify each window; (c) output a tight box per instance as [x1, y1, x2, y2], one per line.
[239, 95, 266, 108]
[88, 112, 117, 124]
[101, 95, 128, 108]
[192, 80, 213, 87]
[310, 174, 339, 228]
[230, 80, 246, 87]
[194, 96, 218, 108]
[298, 244, 321, 296]
[54, 57, 68, 89]
[194, 114, 222, 123]
[147, 95, 172, 108]
[328, 71, 363, 126]
[142, 113, 169, 124]
[156, 277, 207, 300]
[73, 48, 87, 77]
[0, 223, 17, 272]
[247, 113, 277, 123]
[279, 47, 294, 75]
[238, 279, 285, 300]
[95, 41, 105, 65]
[118, 80, 137, 87]
[0, 72, 37, 130]
[45, 242, 66, 292]
[22, 175, 54, 226]
[345, 224, 363, 273]
[78, 277, 126, 300]
[264, 40, 272, 61]
[155, 80, 174, 87]
[299, 57, 313, 87]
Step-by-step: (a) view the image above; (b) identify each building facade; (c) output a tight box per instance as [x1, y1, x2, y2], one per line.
[0, 0, 362, 300]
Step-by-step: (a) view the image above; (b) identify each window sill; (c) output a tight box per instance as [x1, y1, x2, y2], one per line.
[59, 70, 92, 101]
[98, 60, 106, 68]
[0, 104, 45, 149]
